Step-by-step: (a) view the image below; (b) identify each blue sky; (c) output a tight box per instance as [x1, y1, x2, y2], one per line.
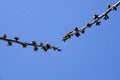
[0, 0, 120, 80]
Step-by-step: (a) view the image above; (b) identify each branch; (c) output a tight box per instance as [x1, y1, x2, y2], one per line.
[62, 0, 120, 42]
[0, 34, 62, 52]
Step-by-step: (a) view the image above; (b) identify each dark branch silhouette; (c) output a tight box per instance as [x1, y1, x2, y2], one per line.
[62, 0, 120, 42]
[0, 1, 120, 52]
[0, 34, 62, 52]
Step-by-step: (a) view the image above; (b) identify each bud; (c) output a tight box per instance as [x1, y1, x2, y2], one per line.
[2, 34, 7, 39]
[22, 42, 27, 48]
[96, 21, 101, 26]
[42, 46, 48, 51]
[107, 4, 111, 9]
[14, 37, 19, 41]
[103, 14, 109, 20]
[34, 46, 38, 51]
[111, 6, 117, 10]
[32, 41, 37, 45]
[62, 38, 67, 42]
[7, 41, 12, 46]
[46, 43, 52, 49]
[40, 42, 43, 46]
[75, 32, 80, 37]
[86, 22, 92, 28]
[80, 28, 85, 33]
[93, 14, 99, 20]
[74, 27, 79, 31]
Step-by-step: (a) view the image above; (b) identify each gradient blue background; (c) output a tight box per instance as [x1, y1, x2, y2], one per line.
[0, 0, 120, 80]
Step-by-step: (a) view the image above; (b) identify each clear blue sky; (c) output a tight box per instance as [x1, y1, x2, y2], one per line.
[0, 0, 120, 80]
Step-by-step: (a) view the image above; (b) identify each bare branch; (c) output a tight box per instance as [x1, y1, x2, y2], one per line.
[0, 34, 62, 52]
[62, 0, 120, 42]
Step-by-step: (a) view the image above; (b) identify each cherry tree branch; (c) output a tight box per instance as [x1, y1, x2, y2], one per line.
[0, 34, 62, 52]
[62, 0, 120, 42]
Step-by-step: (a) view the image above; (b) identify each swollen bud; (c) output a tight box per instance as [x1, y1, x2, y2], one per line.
[86, 22, 92, 28]
[75, 32, 80, 37]
[32, 41, 37, 45]
[96, 21, 101, 26]
[2, 34, 7, 39]
[7, 41, 12, 46]
[103, 14, 109, 20]
[111, 6, 117, 10]
[93, 14, 99, 20]
[80, 28, 85, 33]
[74, 27, 79, 31]
[34, 46, 38, 51]
[14, 37, 19, 41]
[107, 4, 111, 9]
[22, 42, 27, 48]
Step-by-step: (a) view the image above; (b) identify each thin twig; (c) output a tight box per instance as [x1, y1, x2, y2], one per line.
[0, 34, 62, 52]
[62, 0, 120, 41]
